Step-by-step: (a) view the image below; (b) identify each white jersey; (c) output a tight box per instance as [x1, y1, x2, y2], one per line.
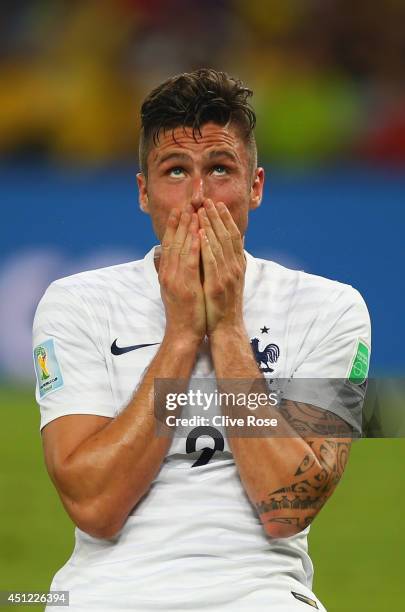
[33, 246, 371, 611]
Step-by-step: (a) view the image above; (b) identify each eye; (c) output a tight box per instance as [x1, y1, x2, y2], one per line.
[211, 165, 228, 176]
[168, 166, 185, 178]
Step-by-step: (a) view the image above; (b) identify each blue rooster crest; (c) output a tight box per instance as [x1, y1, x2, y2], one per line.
[250, 337, 280, 373]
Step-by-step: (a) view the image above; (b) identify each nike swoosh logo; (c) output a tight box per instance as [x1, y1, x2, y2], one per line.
[111, 339, 160, 356]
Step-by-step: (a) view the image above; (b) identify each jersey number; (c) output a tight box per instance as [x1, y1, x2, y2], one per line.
[186, 426, 224, 467]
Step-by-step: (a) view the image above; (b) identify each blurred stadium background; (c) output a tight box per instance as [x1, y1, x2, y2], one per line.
[0, 1, 404, 610]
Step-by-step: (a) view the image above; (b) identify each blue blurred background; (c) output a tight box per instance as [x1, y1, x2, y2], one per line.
[0, 2, 404, 610]
[1, 0, 404, 382]
[1, 165, 404, 380]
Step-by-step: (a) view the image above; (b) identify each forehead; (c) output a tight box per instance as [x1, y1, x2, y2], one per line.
[148, 122, 248, 166]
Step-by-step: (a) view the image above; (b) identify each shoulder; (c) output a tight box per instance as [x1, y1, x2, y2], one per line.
[250, 253, 368, 313]
[33, 258, 147, 330]
[51, 258, 144, 293]
[37, 258, 145, 305]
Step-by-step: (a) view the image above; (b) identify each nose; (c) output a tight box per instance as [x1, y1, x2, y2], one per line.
[190, 177, 205, 211]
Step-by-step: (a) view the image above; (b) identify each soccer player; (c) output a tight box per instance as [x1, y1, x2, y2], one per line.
[33, 69, 371, 611]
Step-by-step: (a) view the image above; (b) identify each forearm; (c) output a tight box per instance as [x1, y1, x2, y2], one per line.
[57, 333, 199, 537]
[226, 435, 331, 538]
[210, 327, 331, 537]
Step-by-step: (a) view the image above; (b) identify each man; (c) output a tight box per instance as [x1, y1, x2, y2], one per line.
[33, 69, 371, 611]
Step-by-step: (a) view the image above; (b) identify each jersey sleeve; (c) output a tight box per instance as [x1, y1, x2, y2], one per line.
[282, 285, 371, 434]
[32, 281, 116, 430]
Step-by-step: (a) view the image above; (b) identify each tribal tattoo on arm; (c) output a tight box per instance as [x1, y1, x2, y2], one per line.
[255, 401, 352, 532]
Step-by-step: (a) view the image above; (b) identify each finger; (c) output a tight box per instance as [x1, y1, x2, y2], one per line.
[198, 206, 226, 267]
[199, 227, 219, 285]
[202, 199, 234, 261]
[215, 201, 244, 259]
[189, 211, 199, 236]
[167, 205, 193, 273]
[180, 226, 193, 259]
[187, 229, 201, 278]
[183, 213, 202, 280]
[178, 213, 197, 267]
[159, 208, 180, 278]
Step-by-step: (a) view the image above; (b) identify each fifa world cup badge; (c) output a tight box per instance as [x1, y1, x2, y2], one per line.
[33, 339, 64, 398]
[348, 339, 370, 385]
[35, 346, 50, 380]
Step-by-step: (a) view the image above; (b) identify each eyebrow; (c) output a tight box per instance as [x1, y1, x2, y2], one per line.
[156, 149, 239, 166]
[207, 150, 239, 163]
[156, 152, 192, 166]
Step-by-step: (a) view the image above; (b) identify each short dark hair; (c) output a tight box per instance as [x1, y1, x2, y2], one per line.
[139, 68, 257, 177]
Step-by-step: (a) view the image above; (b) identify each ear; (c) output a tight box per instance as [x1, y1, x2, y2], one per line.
[137, 172, 149, 214]
[249, 167, 265, 211]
